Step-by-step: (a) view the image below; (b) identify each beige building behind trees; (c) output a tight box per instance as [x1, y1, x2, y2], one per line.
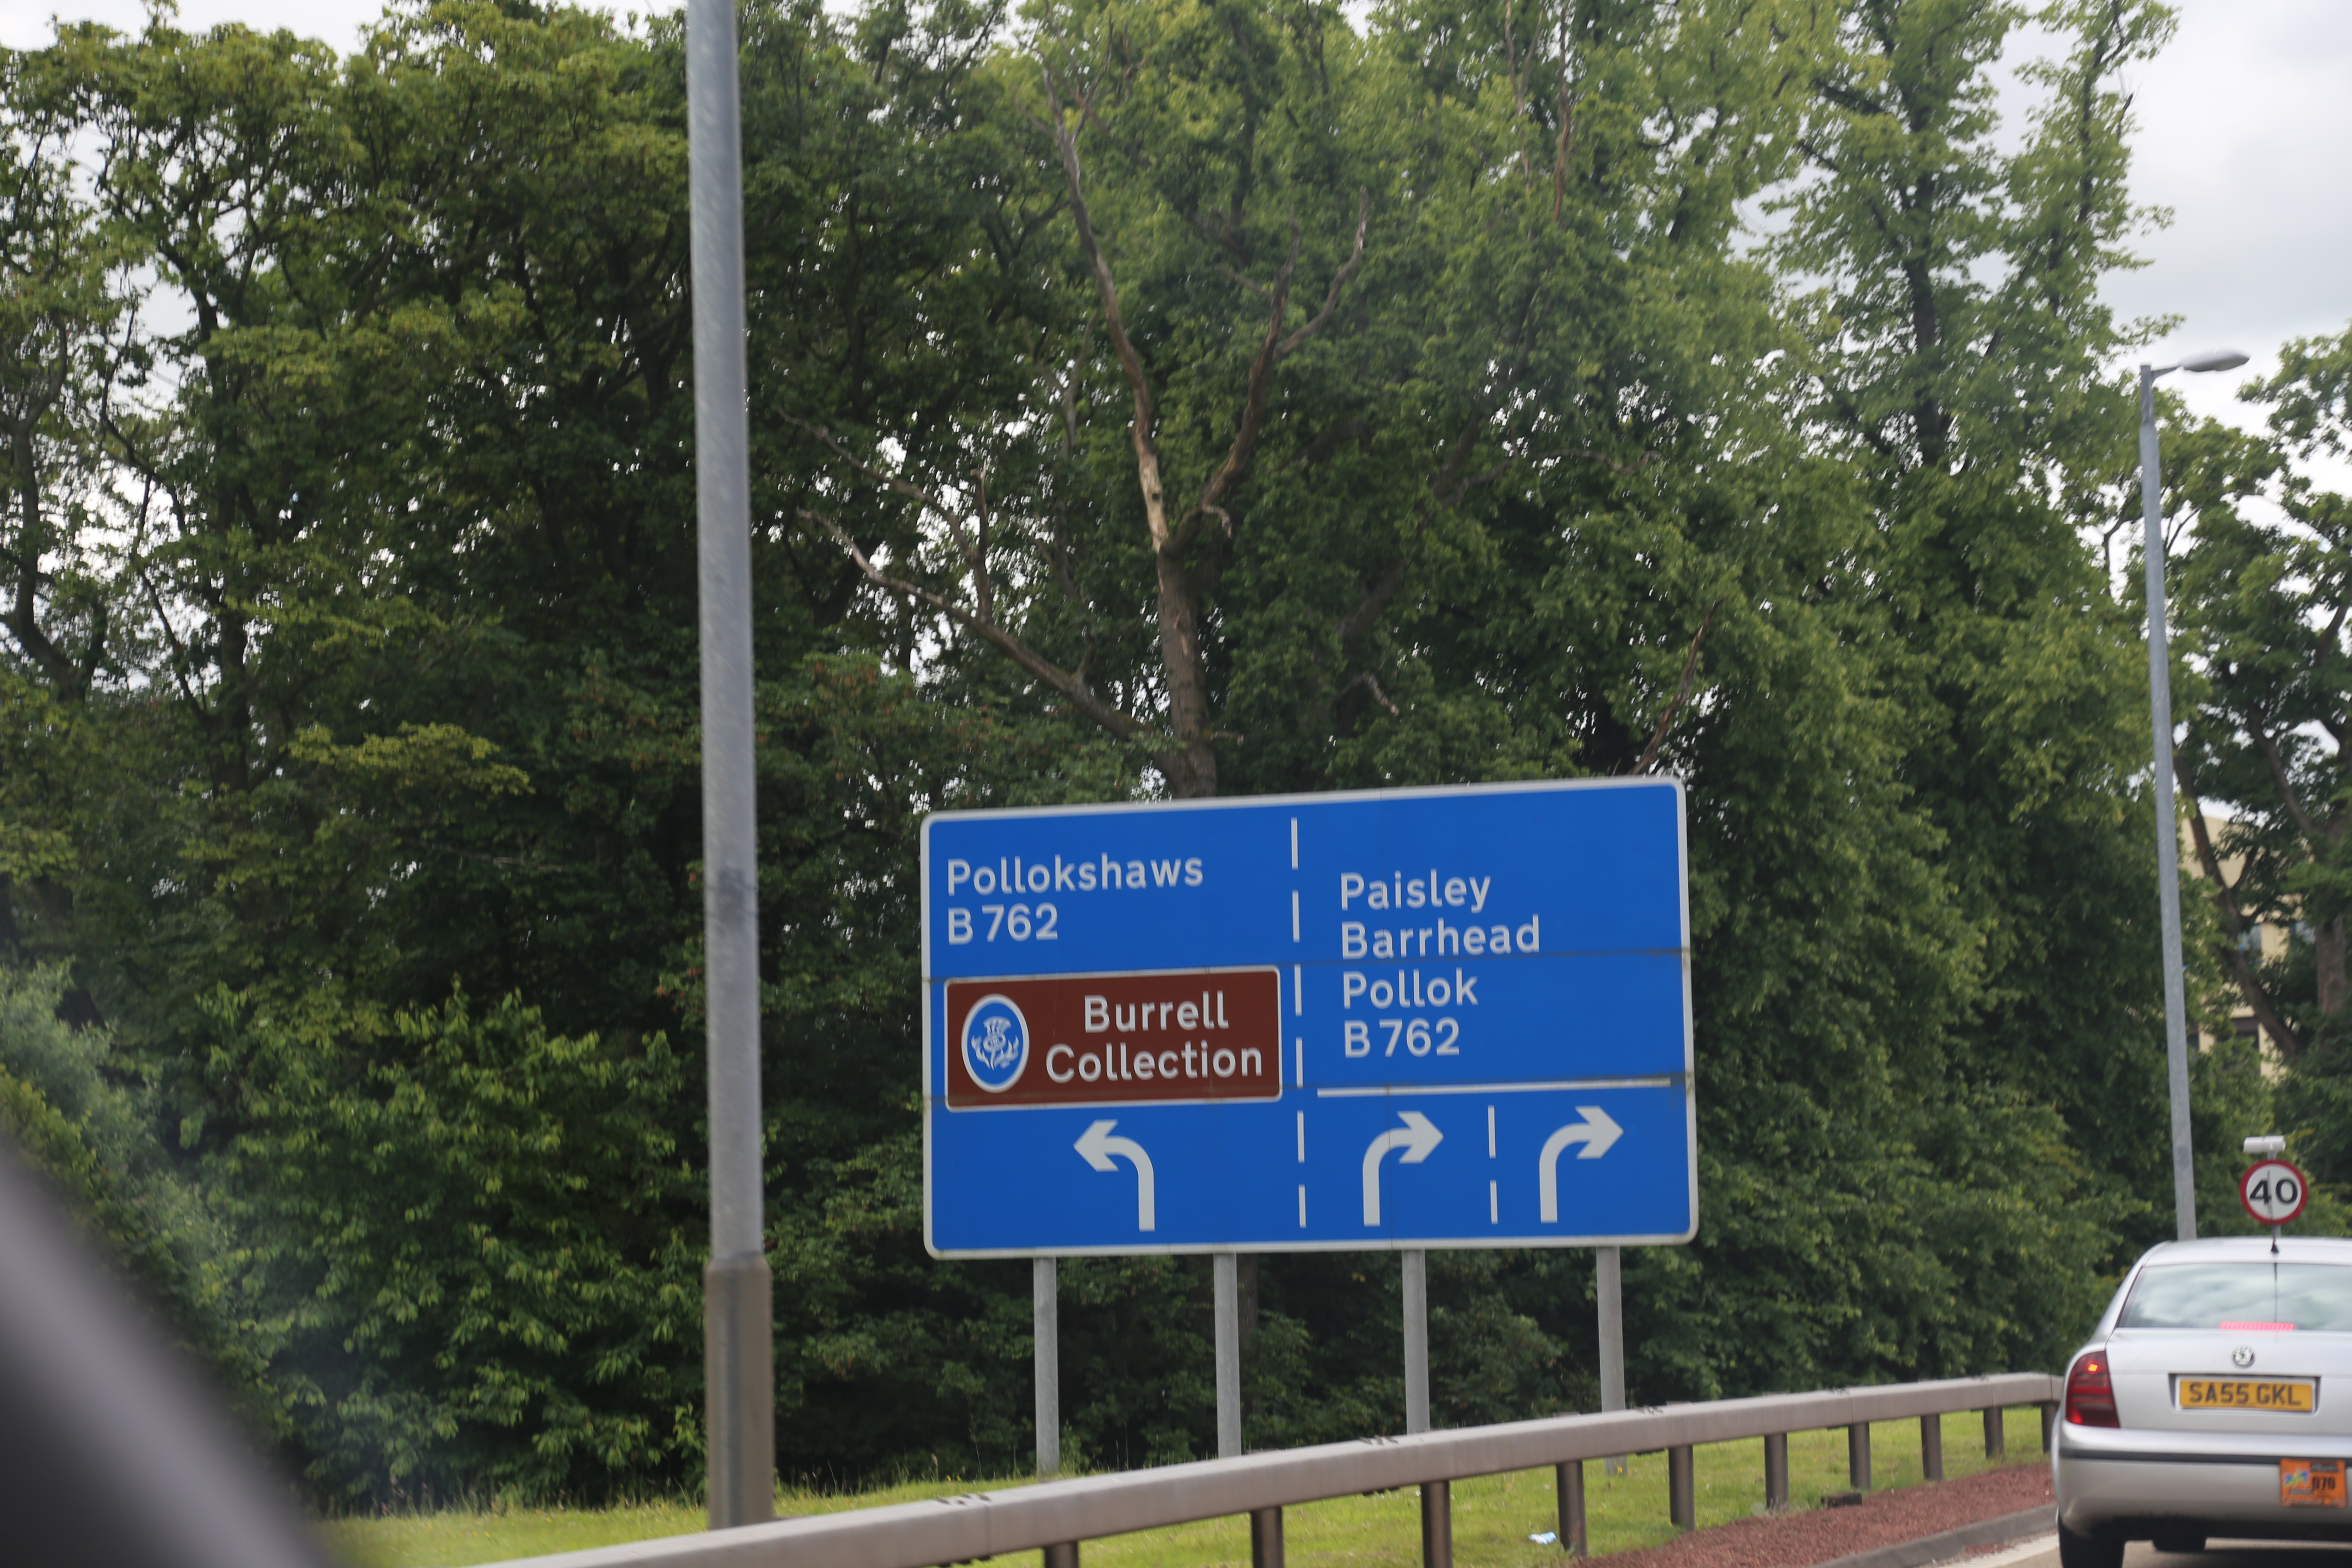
[2190, 815, 2294, 1071]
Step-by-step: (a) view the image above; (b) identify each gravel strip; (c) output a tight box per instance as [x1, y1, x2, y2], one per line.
[1588, 1463, 2056, 1568]
[1808, 1509, 2052, 1568]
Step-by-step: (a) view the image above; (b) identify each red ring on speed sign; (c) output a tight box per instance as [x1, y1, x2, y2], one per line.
[2242, 1159, 2310, 1226]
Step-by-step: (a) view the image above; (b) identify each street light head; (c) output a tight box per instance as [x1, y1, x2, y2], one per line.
[2181, 350, 2250, 374]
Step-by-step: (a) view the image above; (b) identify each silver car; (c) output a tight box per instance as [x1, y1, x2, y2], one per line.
[2055, 1236, 2352, 1568]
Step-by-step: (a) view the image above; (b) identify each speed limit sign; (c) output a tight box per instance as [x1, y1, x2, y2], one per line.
[2242, 1159, 2310, 1226]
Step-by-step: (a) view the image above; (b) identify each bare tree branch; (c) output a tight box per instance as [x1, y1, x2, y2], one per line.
[1313, 668, 1400, 735]
[972, 466, 992, 625]
[788, 415, 947, 515]
[2251, 720, 2325, 842]
[1628, 602, 1718, 775]
[787, 414, 978, 559]
[135, 562, 205, 719]
[1343, 670, 1399, 715]
[805, 506, 1156, 747]
[1338, 556, 1409, 648]
[1167, 222, 1299, 559]
[1280, 417, 1369, 474]
[1336, 414, 1489, 646]
[1274, 191, 1369, 359]
[1170, 191, 1368, 560]
[788, 413, 1015, 620]
[1038, 60, 1169, 552]
[2184, 788, 2305, 1059]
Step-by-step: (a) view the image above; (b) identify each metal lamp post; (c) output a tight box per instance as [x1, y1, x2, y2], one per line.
[2138, 346, 2248, 1244]
[686, 0, 775, 1528]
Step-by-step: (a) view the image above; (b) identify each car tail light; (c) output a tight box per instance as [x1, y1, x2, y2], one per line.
[2067, 1348, 2120, 1428]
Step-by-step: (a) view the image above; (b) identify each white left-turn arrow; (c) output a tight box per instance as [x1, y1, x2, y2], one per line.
[1537, 1107, 1623, 1222]
[1361, 1111, 1444, 1226]
[1075, 1120, 1156, 1231]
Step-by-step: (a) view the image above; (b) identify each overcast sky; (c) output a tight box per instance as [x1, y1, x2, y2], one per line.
[2089, 1, 2352, 431]
[3, 0, 2345, 436]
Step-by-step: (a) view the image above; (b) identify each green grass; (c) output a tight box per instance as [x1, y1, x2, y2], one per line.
[325, 1408, 2051, 1568]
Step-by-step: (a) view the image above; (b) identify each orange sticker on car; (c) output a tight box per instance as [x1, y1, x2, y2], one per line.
[2281, 1459, 2346, 1508]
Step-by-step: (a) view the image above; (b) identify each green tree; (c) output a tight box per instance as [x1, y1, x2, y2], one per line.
[2176, 326, 2352, 1057]
[1773, 0, 2182, 1212]
[0, 49, 139, 708]
[0, 960, 228, 1344]
[2170, 324, 2352, 1191]
[0, 0, 2256, 1502]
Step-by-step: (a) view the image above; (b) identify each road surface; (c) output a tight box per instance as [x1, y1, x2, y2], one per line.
[1990, 1540, 2352, 1568]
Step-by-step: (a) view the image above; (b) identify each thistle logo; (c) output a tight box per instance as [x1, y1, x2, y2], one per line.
[960, 994, 1030, 1093]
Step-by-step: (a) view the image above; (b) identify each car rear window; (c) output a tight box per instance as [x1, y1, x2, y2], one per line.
[2119, 1263, 2352, 1332]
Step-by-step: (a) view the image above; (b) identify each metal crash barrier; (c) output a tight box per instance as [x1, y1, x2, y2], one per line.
[499, 1372, 2062, 1568]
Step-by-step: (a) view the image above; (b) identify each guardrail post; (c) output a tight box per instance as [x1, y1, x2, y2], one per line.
[2040, 1401, 2057, 1451]
[1764, 1431, 1788, 1512]
[1668, 1445, 1695, 1531]
[1982, 1406, 2004, 1460]
[1557, 1460, 1587, 1557]
[1251, 1506, 1284, 1568]
[1421, 1480, 1453, 1568]
[1848, 1421, 1871, 1491]
[1043, 1543, 1079, 1568]
[1920, 1413, 1943, 1480]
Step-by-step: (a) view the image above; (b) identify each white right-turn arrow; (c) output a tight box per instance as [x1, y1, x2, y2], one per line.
[1075, 1120, 1156, 1231]
[1361, 1111, 1444, 1226]
[1538, 1107, 1624, 1223]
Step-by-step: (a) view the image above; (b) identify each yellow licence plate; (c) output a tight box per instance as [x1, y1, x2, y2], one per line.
[2177, 1377, 2315, 1412]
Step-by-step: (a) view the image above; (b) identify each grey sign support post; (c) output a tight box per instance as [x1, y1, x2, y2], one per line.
[1597, 1246, 1625, 1474]
[1215, 1252, 1243, 1457]
[1403, 1249, 1430, 1434]
[686, 0, 773, 1528]
[1035, 1258, 1061, 1474]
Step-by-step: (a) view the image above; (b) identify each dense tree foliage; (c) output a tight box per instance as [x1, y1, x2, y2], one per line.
[0, 0, 2312, 1509]
[2168, 325, 2352, 1183]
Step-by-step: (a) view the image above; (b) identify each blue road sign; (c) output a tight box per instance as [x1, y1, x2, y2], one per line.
[921, 778, 1695, 1257]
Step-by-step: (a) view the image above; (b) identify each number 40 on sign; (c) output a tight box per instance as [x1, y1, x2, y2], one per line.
[2242, 1158, 2310, 1228]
